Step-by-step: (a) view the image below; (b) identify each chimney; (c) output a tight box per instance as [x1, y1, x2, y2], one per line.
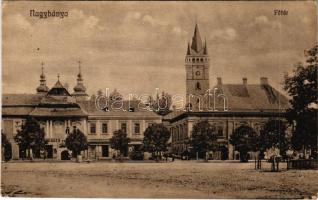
[217, 77, 222, 85]
[242, 77, 247, 85]
[260, 77, 268, 85]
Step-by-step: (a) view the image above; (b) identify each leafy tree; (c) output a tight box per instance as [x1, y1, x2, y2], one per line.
[14, 117, 46, 159]
[65, 127, 88, 157]
[2, 132, 12, 161]
[284, 45, 317, 156]
[230, 125, 258, 162]
[190, 121, 218, 161]
[110, 129, 130, 159]
[258, 119, 289, 171]
[259, 119, 288, 156]
[143, 123, 170, 161]
[149, 91, 172, 116]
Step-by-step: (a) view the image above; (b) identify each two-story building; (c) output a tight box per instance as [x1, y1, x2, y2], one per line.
[2, 67, 161, 160]
[163, 24, 290, 160]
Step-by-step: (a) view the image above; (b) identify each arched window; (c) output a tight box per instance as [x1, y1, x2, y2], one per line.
[192, 58, 195, 63]
[196, 82, 201, 90]
[200, 58, 203, 62]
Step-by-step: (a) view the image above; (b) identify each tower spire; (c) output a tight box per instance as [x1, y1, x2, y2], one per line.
[191, 23, 203, 53]
[73, 61, 88, 99]
[185, 23, 210, 111]
[36, 62, 49, 94]
[77, 60, 83, 80]
[187, 42, 191, 55]
[41, 62, 44, 75]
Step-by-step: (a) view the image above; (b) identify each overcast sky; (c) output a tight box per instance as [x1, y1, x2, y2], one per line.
[2, 1, 316, 97]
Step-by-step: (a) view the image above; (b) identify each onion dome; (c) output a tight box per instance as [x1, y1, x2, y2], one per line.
[36, 64, 49, 94]
[72, 61, 88, 97]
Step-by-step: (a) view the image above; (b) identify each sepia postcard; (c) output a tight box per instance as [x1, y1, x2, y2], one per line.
[1, 0, 317, 199]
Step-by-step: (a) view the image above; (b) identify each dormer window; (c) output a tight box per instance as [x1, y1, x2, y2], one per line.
[129, 107, 135, 112]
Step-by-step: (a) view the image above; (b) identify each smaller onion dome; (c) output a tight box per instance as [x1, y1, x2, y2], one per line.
[36, 64, 49, 94]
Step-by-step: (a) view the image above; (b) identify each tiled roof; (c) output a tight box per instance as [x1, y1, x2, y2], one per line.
[163, 83, 289, 121]
[47, 80, 71, 96]
[40, 95, 77, 105]
[2, 94, 43, 106]
[29, 107, 88, 117]
[214, 84, 290, 111]
[163, 110, 186, 120]
[2, 107, 35, 116]
[78, 100, 162, 118]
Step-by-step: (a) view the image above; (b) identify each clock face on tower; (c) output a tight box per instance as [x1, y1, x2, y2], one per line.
[194, 67, 203, 79]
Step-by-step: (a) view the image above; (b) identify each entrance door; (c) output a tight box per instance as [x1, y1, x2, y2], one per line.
[46, 145, 53, 159]
[102, 145, 109, 157]
[19, 146, 26, 159]
[61, 150, 70, 160]
[220, 145, 229, 160]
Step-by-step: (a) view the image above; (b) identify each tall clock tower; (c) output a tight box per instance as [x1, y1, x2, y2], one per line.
[185, 24, 210, 110]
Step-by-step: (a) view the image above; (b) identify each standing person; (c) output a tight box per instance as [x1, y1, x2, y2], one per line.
[286, 147, 293, 170]
[40, 149, 45, 160]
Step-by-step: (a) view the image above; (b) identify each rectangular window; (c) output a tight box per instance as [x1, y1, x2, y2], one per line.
[101, 122, 108, 134]
[134, 123, 140, 134]
[90, 122, 96, 134]
[217, 126, 223, 137]
[121, 123, 127, 133]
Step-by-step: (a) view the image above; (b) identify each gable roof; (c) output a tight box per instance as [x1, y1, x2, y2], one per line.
[47, 80, 71, 96]
[213, 83, 290, 111]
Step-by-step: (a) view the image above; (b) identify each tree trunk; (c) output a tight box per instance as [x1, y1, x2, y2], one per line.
[240, 151, 248, 162]
[28, 148, 32, 160]
[271, 157, 276, 172]
[257, 159, 262, 170]
[254, 158, 257, 170]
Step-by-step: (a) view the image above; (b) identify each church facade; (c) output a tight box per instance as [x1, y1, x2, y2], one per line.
[2, 24, 290, 160]
[2, 66, 161, 160]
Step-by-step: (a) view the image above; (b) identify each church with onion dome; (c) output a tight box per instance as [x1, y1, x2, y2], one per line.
[2, 24, 290, 160]
[2, 62, 161, 160]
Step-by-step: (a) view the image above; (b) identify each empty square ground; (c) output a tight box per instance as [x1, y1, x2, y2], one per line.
[1, 161, 317, 198]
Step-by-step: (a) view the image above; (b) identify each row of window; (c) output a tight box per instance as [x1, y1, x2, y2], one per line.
[89, 122, 144, 135]
[185, 58, 209, 62]
[171, 125, 224, 142]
